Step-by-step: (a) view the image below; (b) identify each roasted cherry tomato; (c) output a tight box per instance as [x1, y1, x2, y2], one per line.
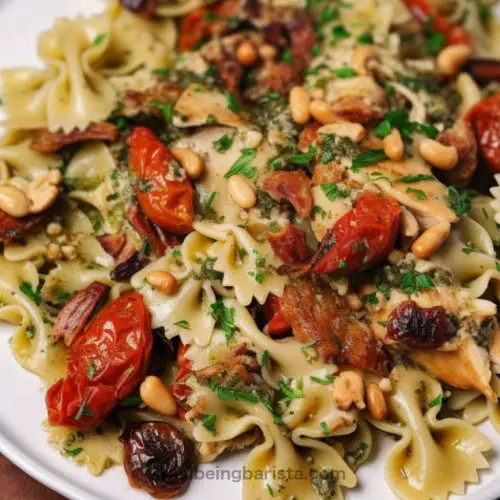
[128, 127, 194, 234]
[264, 294, 291, 336]
[403, 0, 471, 46]
[466, 93, 500, 174]
[46, 292, 152, 429]
[311, 192, 401, 275]
[175, 344, 192, 382]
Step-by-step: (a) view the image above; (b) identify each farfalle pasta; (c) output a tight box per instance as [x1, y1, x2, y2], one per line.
[0, 0, 500, 499]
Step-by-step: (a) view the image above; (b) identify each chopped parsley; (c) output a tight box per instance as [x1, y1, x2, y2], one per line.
[406, 188, 428, 200]
[375, 108, 438, 140]
[317, 6, 339, 27]
[92, 33, 108, 47]
[213, 134, 234, 153]
[400, 272, 435, 296]
[351, 149, 387, 172]
[201, 191, 223, 222]
[225, 91, 240, 113]
[278, 378, 304, 400]
[320, 183, 350, 201]
[120, 395, 142, 408]
[428, 394, 443, 408]
[310, 374, 335, 385]
[320, 421, 329, 436]
[397, 174, 435, 183]
[331, 25, 351, 43]
[281, 50, 293, 64]
[356, 32, 374, 44]
[149, 100, 173, 122]
[64, 447, 83, 457]
[201, 414, 217, 435]
[425, 32, 445, 55]
[320, 135, 359, 164]
[20, 283, 41, 305]
[334, 67, 357, 78]
[210, 298, 236, 342]
[208, 380, 259, 403]
[447, 186, 474, 217]
[261, 350, 270, 366]
[266, 484, 274, 496]
[138, 180, 152, 192]
[362, 292, 379, 305]
[289, 145, 317, 166]
[224, 149, 257, 179]
[462, 245, 482, 254]
[174, 320, 191, 329]
[197, 257, 223, 281]
[86, 362, 96, 380]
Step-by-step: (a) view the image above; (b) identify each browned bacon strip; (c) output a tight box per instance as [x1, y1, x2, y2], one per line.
[266, 224, 310, 266]
[97, 233, 127, 259]
[53, 281, 110, 346]
[31, 122, 118, 153]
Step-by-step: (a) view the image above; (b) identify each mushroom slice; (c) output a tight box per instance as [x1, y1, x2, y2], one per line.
[173, 84, 245, 128]
[410, 337, 496, 401]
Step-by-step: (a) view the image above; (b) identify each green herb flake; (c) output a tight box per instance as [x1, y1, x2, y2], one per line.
[281, 50, 293, 65]
[334, 67, 357, 78]
[406, 188, 428, 200]
[351, 149, 387, 172]
[209, 380, 259, 403]
[356, 32, 374, 44]
[74, 403, 94, 421]
[378, 321, 387, 327]
[262, 349, 270, 366]
[331, 25, 351, 43]
[87, 362, 96, 380]
[397, 174, 435, 183]
[278, 379, 304, 400]
[202, 414, 217, 435]
[428, 394, 443, 408]
[213, 134, 234, 153]
[426, 33, 445, 55]
[120, 395, 142, 408]
[289, 145, 317, 166]
[149, 100, 173, 122]
[266, 484, 274, 496]
[64, 447, 83, 457]
[174, 320, 191, 329]
[210, 298, 236, 342]
[447, 186, 473, 217]
[152, 67, 172, 78]
[320, 183, 350, 201]
[224, 149, 257, 178]
[225, 91, 240, 113]
[92, 33, 108, 47]
[462, 245, 482, 254]
[310, 374, 335, 385]
[320, 421, 329, 436]
[400, 272, 435, 296]
[317, 6, 339, 27]
[20, 283, 41, 305]
[362, 292, 379, 305]
[138, 180, 152, 192]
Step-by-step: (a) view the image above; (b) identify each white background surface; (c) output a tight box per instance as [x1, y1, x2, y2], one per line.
[1, 1, 500, 499]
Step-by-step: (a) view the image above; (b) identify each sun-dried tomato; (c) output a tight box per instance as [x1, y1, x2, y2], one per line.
[466, 93, 500, 174]
[264, 294, 291, 336]
[310, 192, 401, 275]
[387, 300, 456, 349]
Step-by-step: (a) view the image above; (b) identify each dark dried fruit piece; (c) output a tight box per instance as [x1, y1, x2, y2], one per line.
[31, 122, 118, 153]
[387, 300, 456, 349]
[52, 281, 110, 346]
[121, 422, 196, 498]
[119, 0, 157, 16]
[464, 58, 500, 84]
[111, 251, 146, 282]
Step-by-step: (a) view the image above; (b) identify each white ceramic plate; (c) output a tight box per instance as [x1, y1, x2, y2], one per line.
[1, 1, 500, 499]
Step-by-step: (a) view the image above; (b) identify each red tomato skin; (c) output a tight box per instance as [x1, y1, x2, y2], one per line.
[311, 193, 401, 275]
[46, 293, 152, 429]
[178, 8, 209, 52]
[466, 93, 500, 174]
[403, 0, 471, 45]
[264, 295, 291, 336]
[127, 127, 194, 234]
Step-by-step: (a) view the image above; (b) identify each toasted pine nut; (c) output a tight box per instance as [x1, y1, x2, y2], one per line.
[379, 377, 393, 393]
[366, 382, 388, 420]
[27, 173, 61, 214]
[228, 175, 256, 209]
[236, 40, 258, 66]
[418, 139, 458, 170]
[411, 221, 451, 259]
[61, 245, 77, 260]
[436, 44, 472, 77]
[309, 99, 335, 125]
[147, 270, 178, 295]
[259, 44, 277, 60]
[400, 207, 419, 239]
[171, 148, 205, 180]
[48, 169, 63, 185]
[289, 86, 311, 125]
[310, 87, 325, 100]
[46, 242, 62, 261]
[383, 128, 404, 161]
[333, 371, 365, 410]
[351, 45, 380, 76]
[388, 249, 406, 265]
[346, 293, 363, 311]
[46, 222, 63, 237]
[0, 185, 30, 217]
[318, 122, 366, 143]
[140, 376, 177, 416]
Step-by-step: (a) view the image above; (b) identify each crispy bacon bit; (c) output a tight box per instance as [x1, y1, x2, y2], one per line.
[331, 96, 379, 124]
[312, 163, 345, 186]
[97, 233, 126, 259]
[171, 383, 193, 420]
[119, 0, 158, 16]
[30, 122, 118, 154]
[258, 171, 313, 218]
[53, 281, 110, 346]
[0, 210, 44, 244]
[122, 82, 182, 118]
[280, 281, 386, 373]
[298, 122, 321, 153]
[216, 58, 243, 94]
[267, 224, 310, 266]
[436, 121, 477, 188]
[193, 343, 259, 384]
[126, 204, 177, 257]
[387, 300, 457, 349]
[262, 22, 288, 48]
